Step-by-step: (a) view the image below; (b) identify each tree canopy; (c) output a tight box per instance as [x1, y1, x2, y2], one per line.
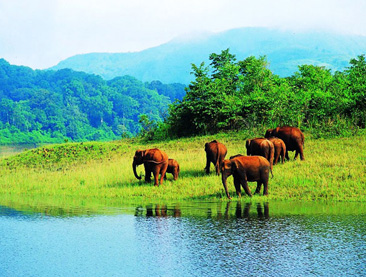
[1, 49, 366, 144]
[0, 59, 185, 144]
[164, 49, 366, 138]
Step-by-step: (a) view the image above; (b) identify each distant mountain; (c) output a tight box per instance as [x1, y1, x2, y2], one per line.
[50, 27, 366, 84]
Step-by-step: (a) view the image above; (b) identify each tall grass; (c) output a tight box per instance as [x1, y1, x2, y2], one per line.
[1, 131, 366, 203]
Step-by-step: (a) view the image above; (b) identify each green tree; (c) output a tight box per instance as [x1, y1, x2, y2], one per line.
[344, 55, 366, 127]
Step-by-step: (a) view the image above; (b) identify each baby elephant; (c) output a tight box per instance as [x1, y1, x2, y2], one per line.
[267, 137, 286, 165]
[164, 159, 180, 180]
[221, 155, 271, 199]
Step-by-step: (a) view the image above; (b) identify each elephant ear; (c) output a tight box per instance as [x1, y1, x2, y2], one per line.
[265, 129, 272, 138]
[246, 139, 251, 149]
[232, 159, 241, 173]
[136, 150, 146, 159]
[205, 143, 209, 151]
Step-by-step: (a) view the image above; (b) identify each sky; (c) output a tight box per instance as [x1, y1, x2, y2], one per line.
[1, 0, 366, 69]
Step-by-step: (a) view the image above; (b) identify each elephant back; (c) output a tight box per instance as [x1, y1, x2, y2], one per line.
[246, 138, 273, 170]
[205, 140, 227, 160]
[268, 137, 286, 155]
[270, 126, 304, 151]
[145, 148, 168, 163]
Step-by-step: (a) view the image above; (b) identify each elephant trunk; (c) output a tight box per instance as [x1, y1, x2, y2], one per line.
[133, 161, 142, 180]
[221, 173, 231, 199]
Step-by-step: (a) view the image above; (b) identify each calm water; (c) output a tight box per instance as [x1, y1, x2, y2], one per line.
[0, 201, 365, 276]
[0, 144, 41, 158]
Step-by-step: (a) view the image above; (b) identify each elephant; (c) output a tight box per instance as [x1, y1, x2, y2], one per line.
[265, 126, 305, 161]
[204, 140, 227, 175]
[164, 159, 180, 180]
[267, 137, 286, 165]
[132, 148, 168, 186]
[246, 138, 274, 171]
[221, 155, 271, 199]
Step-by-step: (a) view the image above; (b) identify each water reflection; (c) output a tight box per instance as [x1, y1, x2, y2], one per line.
[134, 202, 270, 220]
[0, 200, 365, 276]
[216, 201, 269, 220]
[136, 204, 182, 217]
[131, 201, 366, 276]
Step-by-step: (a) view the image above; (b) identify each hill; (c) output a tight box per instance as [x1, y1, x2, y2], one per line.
[50, 27, 366, 84]
[0, 59, 185, 144]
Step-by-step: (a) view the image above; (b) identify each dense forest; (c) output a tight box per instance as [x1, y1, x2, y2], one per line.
[1, 49, 366, 144]
[0, 59, 185, 144]
[150, 49, 366, 139]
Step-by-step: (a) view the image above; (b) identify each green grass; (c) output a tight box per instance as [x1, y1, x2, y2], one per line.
[1, 131, 366, 203]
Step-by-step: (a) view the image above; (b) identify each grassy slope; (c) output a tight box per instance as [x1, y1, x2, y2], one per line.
[0, 132, 366, 203]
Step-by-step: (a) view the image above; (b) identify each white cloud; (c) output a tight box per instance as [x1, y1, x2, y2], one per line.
[0, 0, 365, 69]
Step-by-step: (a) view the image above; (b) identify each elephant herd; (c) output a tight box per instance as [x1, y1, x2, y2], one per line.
[132, 126, 305, 199]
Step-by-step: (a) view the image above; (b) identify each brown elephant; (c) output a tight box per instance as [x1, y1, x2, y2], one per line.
[164, 159, 180, 180]
[221, 155, 271, 199]
[205, 140, 227, 175]
[265, 126, 305, 161]
[267, 137, 286, 165]
[132, 148, 168, 186]
[246, 138, 274, 170]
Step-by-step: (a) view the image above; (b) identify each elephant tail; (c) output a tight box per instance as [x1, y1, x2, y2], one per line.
[268, 141, 274, 172]
[270, 167, 274, 178]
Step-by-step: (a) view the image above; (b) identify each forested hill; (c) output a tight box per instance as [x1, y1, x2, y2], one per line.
[50, 27, 366, 84]
[0, 59, 185, 144]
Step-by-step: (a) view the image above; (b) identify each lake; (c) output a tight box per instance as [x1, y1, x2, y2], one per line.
[0, 200, 365, 276]
[0, 144, 41, 158]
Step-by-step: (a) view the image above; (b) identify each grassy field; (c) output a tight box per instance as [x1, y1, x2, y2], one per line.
[0, 131, 366, 203]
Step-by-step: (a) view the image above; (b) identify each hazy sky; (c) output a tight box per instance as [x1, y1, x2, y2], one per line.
[1, 0, 365, 69]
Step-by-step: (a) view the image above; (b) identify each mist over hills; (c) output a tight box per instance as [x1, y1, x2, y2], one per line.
[50, 27, 366, 84]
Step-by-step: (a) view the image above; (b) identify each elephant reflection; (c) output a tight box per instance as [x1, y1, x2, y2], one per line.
[135, 204, 181, 217]
[216, 202, 269, 220]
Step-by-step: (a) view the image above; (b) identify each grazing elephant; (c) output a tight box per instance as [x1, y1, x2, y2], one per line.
[246, 138, 274, 171]
[265, 126, 305, 161]
[221, 155, 271, 199]
[205, 140, 227, 175]
[267, 137, 286, 165]
[132, 148, 168, 186]
[164, 159, 180, 180]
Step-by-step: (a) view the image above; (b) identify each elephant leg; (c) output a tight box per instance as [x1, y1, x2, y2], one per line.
[299, 144, 305, 161]
[145, 165, 152, 183]
[254, 181, 262, 194]
[285, 150, 290, 161]
[233, 176, 242, 198]
[234, 171, 251, 197]
[273, 154, 279, 165]
[173, 169, 178, 180]
[294, 150, 299, 160]
[262, 179, 269, 196]
[159, 162, 168, 185]
[152, 169, 159, 186]
[215, 163, 220, 176]
[205, 158, 211, 174]
[241, 180, 252, 197]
